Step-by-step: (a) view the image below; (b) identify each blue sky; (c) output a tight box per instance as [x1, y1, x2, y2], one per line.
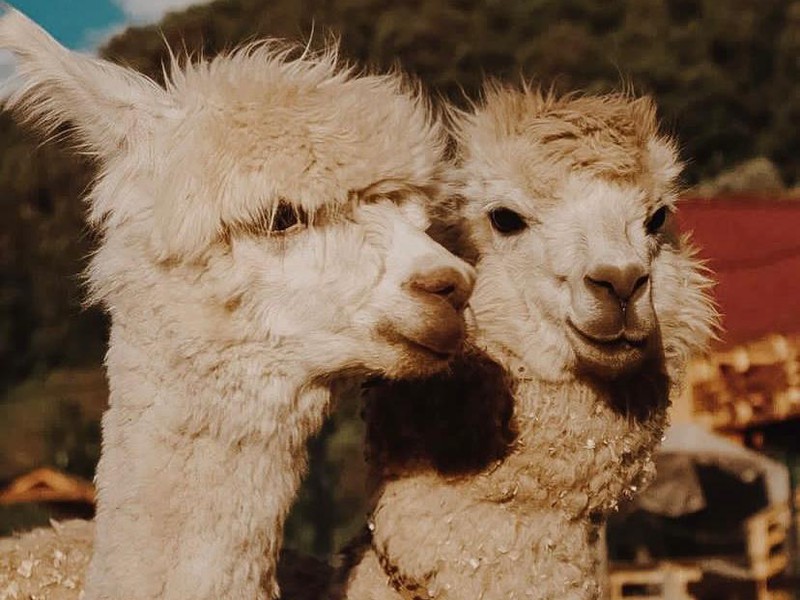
[11, 0, 127, 49]
[1, 0, 208, 81]
[9, 0, 210, 49]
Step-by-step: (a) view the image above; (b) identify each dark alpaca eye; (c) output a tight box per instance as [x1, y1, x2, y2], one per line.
[646, 206, 668, 235]
[489, 208, 527, 235]
[270, 202, 306, 234]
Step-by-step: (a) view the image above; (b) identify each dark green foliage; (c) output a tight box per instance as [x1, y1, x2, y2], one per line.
[0, 368, 106, 481]
[284, 391, 369, 557]
[0, 503, 52, 537]
[0, 368, 105, 534]
[93, 0, 800, 186]
[0, 115, 107, 393]
[46, 400, 102, 480]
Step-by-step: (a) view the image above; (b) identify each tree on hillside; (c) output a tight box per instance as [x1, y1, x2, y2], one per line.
[96, 0, 800, 187]
[0, 116, 106, 392]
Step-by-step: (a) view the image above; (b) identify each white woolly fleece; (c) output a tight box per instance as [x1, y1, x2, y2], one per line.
[0, 6, 475, 600]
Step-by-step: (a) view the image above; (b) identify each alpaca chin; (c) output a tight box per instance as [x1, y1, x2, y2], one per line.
[566, 319, 653, 379]
[374, 314, 467, 379]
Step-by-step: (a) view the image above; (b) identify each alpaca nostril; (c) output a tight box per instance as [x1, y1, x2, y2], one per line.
[585, 263, 649, 303]
[632, 274, 650, 295]
[585, 276, 616, 295]
[433, 283, 457, 297]
[409, 267, 472, 311]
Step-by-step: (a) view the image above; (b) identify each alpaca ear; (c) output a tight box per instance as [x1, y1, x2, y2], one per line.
[0, 5, 173, 157]
[646, 136, 682, 188]
[629, 95, 682, 187]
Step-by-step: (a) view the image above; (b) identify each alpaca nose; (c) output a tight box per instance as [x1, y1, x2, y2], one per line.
[409, 267, 474, 311]
[585, 262, 649, 305]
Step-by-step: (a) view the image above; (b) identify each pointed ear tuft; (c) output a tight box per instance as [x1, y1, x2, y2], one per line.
[0, 6, 174, 156]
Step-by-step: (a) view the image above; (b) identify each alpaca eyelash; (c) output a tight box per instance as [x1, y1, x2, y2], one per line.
[488, 207, 528, 235]
[645, 205, 669, 235]
[268, 202, 307, 234]
[230, 202, 311, 240]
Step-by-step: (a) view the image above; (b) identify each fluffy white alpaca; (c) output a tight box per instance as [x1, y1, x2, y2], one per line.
[338, 88, 719, 600]
[0, 7, 475, 600]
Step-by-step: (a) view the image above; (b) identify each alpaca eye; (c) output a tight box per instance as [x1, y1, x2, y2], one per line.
[646, 206, 668, 235]
[489, 208, 527, 235]
[270, 202, 306, 234]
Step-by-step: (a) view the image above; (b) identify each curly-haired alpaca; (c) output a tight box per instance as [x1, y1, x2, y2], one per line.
[0, 7, 474, 600]
[338, 87, 718, 600]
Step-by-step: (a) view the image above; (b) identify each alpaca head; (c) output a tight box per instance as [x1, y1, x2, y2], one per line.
[452, 87, 716, 384]
[0, 7, 475, 381]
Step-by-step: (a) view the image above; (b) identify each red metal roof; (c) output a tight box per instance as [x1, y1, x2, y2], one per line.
[676, 197, 800, 347]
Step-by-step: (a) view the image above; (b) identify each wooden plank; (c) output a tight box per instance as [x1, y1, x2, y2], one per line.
[608, 563, 701, 600]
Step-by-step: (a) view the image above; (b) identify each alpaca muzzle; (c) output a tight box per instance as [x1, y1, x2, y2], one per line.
[398, 264, 475, 355]
[408, 303, 467, 356]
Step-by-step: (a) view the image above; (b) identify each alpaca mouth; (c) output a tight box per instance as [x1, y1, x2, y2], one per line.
[377, 315, 465, 367]
[401, 336, 457, 361]
[567, 320, 649, 349]
[401, 315, 466, 359]
[566, 319, 650, 376]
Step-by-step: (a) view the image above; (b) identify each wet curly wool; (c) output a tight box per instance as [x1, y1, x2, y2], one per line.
[343, 358, 672, 600]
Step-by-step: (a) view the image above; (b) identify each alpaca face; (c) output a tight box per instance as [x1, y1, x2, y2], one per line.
[455, 91, 716, 382]
[469, 175, 664, 379]
[210, 196, 474, 379]
[0, 8, 475, 382]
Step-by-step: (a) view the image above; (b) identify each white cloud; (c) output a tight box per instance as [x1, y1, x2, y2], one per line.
[113, 0, 210, 23]
[79, 23, 128, 53]
[0, 50, 13, 79]
[0, 50, 16, 92]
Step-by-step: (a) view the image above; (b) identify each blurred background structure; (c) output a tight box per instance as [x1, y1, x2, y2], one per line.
[1, 0, 799, 598]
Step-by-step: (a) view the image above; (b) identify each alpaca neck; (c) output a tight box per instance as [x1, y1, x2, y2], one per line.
[492, 370, 669, 517]
[90, 317, 333, 599]
[364, 347, 669, 600]
[103, 317, 333, 442]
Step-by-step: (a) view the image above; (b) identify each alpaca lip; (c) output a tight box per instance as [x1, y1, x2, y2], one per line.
[403, 337, 456, 361]
[566, 319, 650, 376]
[395, 303, 467, 359]
[377, 316, 464, 363]
[406, 314, 465, 359]
[567, 319, 648, 349]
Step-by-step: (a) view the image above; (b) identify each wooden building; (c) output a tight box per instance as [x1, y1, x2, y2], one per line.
[0, 467, 96, 528]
